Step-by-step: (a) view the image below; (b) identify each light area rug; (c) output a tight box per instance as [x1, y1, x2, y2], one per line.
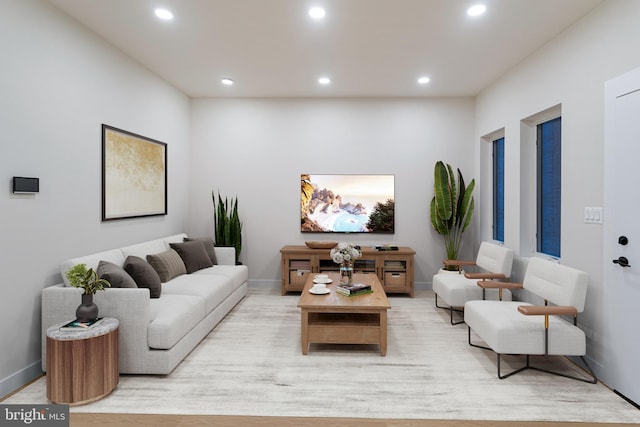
[6, 287, 640, 423]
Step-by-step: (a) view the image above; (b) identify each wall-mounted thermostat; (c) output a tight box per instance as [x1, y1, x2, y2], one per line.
[12, 177, 39, 193]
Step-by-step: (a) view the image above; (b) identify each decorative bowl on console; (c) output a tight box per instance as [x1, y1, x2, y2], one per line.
[305, 241, 338, 249]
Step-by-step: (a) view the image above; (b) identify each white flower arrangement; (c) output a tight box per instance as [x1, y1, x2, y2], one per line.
[330, 242, 362, 265]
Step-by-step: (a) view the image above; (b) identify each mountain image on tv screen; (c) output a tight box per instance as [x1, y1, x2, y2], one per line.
[301, 174, 394, 233]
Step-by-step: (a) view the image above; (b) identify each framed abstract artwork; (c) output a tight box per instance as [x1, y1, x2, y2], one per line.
[102, 124, 167, 221]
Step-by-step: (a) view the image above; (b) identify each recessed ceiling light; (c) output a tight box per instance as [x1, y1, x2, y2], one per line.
[221, 78, 234, 86]
[154, 8, 174, 20]
[418, 76, 431, 85]
[467, 4, 486, 17]
[318, 77, 331, 85]
[309, 7, 326, 19]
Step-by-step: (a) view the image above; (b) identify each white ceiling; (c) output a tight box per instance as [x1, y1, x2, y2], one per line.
[47, 0, 604, 98]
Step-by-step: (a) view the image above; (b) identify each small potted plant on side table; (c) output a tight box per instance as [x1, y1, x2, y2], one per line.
[65, 263, 110, 322]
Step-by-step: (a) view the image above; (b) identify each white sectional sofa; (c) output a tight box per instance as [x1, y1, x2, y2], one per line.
[41, 233, 248, 374]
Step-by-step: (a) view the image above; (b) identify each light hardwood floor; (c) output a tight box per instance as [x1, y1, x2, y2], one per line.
[70, 413, 633, 427]
[4, 376, 633, 426]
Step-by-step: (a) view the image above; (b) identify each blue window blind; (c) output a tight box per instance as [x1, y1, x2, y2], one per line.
[493, 137, 504, 242]
[537, 117, 561, 257]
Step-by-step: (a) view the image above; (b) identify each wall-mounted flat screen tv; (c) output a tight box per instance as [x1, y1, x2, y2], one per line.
[301, 174, 395, 233]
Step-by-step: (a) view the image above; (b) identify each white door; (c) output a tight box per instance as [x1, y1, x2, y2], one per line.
[604, 67, 640, 406]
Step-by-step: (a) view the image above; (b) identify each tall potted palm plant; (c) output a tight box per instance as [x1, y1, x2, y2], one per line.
[212, 190, 243, 264]
[430, 161, 475, 269]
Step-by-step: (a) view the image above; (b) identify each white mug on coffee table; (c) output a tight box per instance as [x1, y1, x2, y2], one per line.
[315, 274, 329, 283]
[312, 283, 326, 292]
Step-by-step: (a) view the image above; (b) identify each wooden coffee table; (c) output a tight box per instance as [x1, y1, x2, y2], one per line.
[297, 272, 391, 356]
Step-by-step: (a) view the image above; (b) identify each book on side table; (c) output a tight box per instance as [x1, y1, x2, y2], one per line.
[59, 318, 104, 331]
[336, 283, 373, 296]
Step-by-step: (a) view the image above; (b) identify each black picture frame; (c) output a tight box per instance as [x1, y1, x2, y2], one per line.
[102, 124, 167, 221]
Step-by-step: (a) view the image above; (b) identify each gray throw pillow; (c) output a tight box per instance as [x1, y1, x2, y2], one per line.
[147, 249, 187, 283]
[123, 256, 162, 298]
[170, 241, 213, 273]
[184, 237, 218, 265]
[97, 260, 137, 288]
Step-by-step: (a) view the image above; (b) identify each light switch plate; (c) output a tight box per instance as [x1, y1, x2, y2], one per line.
[584, 207, 603, 224]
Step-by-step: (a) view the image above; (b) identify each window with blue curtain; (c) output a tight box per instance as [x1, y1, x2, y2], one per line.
[537, 117, 561, 257]
[493, 137, 504, 242]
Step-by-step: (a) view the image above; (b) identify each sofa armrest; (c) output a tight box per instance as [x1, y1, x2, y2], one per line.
[517, 305, 577, 317]
[443, 259, 476, 268]
[464, 272, 506, 280]
[476, 281, 524, 289]
[42, 284, 151, 372]
[42, 285, 83, 359]
[214, 246, 236, 266]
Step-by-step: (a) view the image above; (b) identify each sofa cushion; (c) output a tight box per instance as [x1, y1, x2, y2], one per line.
[523, 257, 589, 312]
[123, 256, 162, 298]
[432, 273, 511, 307]
[147, 249, 186, 283]
[474, 242, 515, 277]
[184, 237, 217, 265]
[163, 273, 235, 313]
[148, 294, 206, 349]
[464, 300, 586, 356]
[97, 260, 137, 288]
[170, 241, 213, 273]
[193, 264, 248, 292]
[121, 239, 167, 260]
[161, 233, 188, 247]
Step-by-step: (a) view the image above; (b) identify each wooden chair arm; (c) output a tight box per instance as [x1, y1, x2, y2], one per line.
[476, 281, 523, 289]
[443, 259, 477, 267]
[465, 272, 506, 280]
[517, 305, 577, 317]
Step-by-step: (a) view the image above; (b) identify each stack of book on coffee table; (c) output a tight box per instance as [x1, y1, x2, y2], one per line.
[336, 283, 373, 296]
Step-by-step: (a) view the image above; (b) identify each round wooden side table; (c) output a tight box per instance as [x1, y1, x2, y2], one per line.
[46, 317, 119, 405]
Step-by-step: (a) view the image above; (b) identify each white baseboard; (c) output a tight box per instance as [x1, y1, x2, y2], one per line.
[248, 279, 280, 289]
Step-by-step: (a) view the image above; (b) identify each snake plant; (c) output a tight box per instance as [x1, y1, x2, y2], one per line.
[430, 161, 475, 265]
[212, 191, 243, 264]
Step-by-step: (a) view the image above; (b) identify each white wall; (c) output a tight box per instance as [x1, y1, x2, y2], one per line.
[474, 0, 640, 385]
[188, 98, 475, 285]
[0, 0, 190, 396]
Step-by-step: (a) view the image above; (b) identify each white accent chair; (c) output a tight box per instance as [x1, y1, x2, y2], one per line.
[432, 242, 514, 324]
[464, 257, 596, 383]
